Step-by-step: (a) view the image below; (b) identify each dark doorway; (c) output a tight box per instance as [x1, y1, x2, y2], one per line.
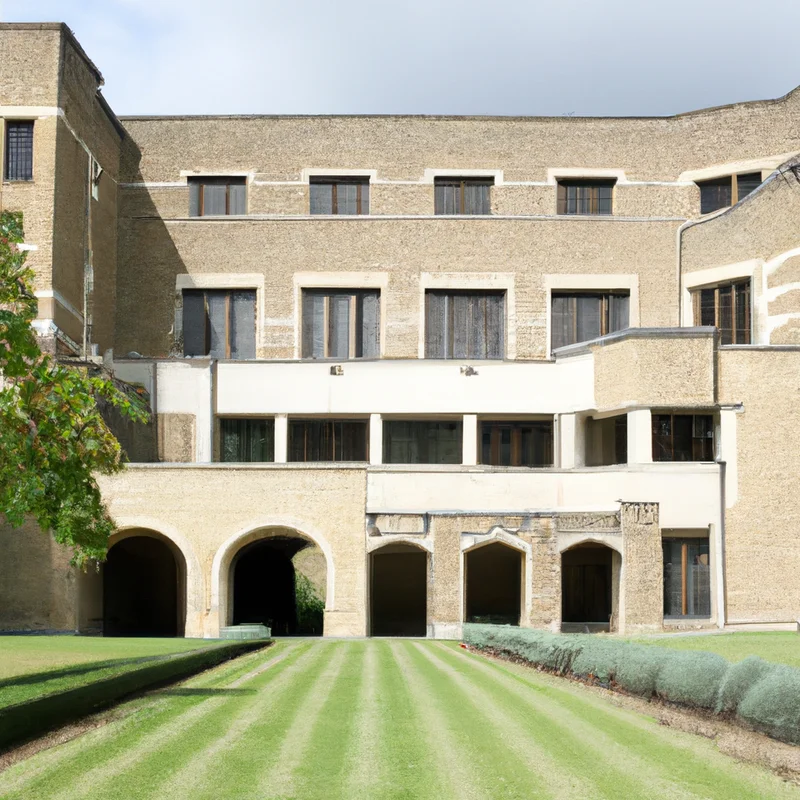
[465, 542, 522, 625]
[561, 544, 613, 628]
[370, 545, 427, 636]
[232, 537, 324, 636]
[104, 535, 183, 637]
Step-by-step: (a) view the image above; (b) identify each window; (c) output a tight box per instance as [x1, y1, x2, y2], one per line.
[652, 414, 714, 462]
[288, 419, 368, 461]
[691, 279, 751, 345]
[550, 291, 629, 350]
[182, 289, 256, 359]
[434, 177, 492, 215]
[383, 421, 462, 464]
[220, 418, 274, 462]
[425, 291, 504, 359]
[663, 538, 711, 617]
[309, 177, 369, 215]
[697, 172, 762, 214]
[557, 179, 614, 215]
[585, 415, 627, 466]
[4, 121, 34, 181]
[301, 290, 380, 359]
[480, 420, 553, 467]
[188, 177, 246, 216]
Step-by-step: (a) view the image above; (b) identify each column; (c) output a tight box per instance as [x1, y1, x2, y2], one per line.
[627, 409, 652, 464]
[462, 414, 478, 465]
[274, 414, 288, 463]
[369, 413, 383, 465]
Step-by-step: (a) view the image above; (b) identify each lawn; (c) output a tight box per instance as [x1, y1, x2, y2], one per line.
[0, 636, 221, 709]
[0, 639, 796, 800]
[636, 632, 800, 668]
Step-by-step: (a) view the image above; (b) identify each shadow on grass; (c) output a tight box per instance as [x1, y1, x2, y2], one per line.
[157, 688, 257, 696]
[0, 656, 172, 689]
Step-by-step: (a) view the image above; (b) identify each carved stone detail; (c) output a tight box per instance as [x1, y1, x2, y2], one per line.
[555, 512, 621, 532]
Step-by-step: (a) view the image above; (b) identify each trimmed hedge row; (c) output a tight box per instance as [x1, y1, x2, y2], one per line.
[0, 639, 268, 752]
[463, 624, 800, 746]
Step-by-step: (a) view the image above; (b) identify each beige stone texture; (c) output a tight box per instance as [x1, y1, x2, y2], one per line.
[429, 516, 463, 625]
[768, 288, 800, 316]
[97, 465, 369, 637]
[592, 333, 715, 411]
[249, 183, 307, 215]
[527, 518, 560, 628]
[768, 254, 800, 288]
[613, 184, 696, 219]
[619, 503, 663, 632]
[492, 185, 551, 216]
[718, 350, 800, 622]
[157, 413, 195, 462]
[370, 183, 433, 215]
[0, 26, 60, 105]
[770, 319, 800, 344]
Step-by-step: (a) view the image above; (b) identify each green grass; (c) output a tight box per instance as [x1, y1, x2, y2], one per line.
[0, 636, 222, 708]
[0, 640, 796, 800]
[635, 632, 800, 668]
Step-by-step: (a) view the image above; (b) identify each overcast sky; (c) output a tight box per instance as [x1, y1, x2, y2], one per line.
[3, 0, 800, 117]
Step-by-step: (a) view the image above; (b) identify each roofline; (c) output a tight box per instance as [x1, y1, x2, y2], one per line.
[118, 86, 800, 123]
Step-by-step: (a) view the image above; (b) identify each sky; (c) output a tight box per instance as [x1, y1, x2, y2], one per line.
[2, 0, 799, 117]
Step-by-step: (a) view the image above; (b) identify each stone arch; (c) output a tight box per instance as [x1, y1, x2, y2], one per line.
[369, 540, 430, 637]
[560, 540, 621, 632]
[210, 517, 335, 635]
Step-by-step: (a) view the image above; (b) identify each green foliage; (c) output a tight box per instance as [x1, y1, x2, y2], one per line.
[0, 210, 149, 565]
[295, 571, 324, 635]
[463, 624, 800, 745]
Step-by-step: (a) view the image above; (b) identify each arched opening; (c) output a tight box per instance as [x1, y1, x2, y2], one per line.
[370, 544, 428, 637]
[231, 534, 326, 636]
[465, 541, 523, 626]
[103, 532, 185, 637]
[561, 542, 619, 633]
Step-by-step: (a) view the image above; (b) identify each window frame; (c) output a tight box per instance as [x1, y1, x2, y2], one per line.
[433, 177, 493, 215]
[424, 289, 505, 359]
[663, 537, 711, 618]
[218, 417, 275, 463]
[696, 171, 762, 214]
[301, 288, 380, 360]
[309, 176, 370, 215]
[188, 176, 247, 216]
[651, 412, 715, 462]
[3, 120, 34, 182]
[556, 178, 615, 216]
[382, 419, 463, 465]
[182, 288, 257, 359]
[479, 419, 554, 467]
[550, 290, 630, 351]
[287, 418, 369, 462]
[691, 279, 751, 345]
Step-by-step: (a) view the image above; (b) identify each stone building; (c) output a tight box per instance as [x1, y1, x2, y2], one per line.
[1, 22, 799, 638]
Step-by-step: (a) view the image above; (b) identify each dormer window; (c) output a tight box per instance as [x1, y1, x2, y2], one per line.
[188, 176, 246, 216]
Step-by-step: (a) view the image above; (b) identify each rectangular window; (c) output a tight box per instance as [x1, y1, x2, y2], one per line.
[480, 420, 553, 467]
[697, 172, 762, 214]
[288, 419, 368, 462]
[309, 177, 369, 215]
[585, 414, 627, 466]
[188, 177, 247, 216]
[663, 538, 711, 617]
[383, 420, 462, 464]
[425, 290, 504, 359]
[692, 279, 751, 345]
[550, 291, 629, 350]
[652, 413, 714, 462]
[301, 290, 380, 359]
[219, 418, 274, 462]
[182, 289, 256, 359]
[557, 179, 614, 215]
[4, 121, 34, 181]
[434, 177, 492, 215]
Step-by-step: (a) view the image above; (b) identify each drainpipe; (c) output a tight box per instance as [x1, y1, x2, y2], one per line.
[82, 155, 94, 359]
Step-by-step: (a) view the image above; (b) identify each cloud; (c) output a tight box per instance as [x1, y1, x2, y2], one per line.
[6, 0, 800, 116]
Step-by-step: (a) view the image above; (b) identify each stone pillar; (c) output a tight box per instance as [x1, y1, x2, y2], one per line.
[619, 501, 662, 633]
[462, 414, 478, 465]
[627, 409, 652, 464]
[274, 414, 288, 463]
[369, 414, 382, 464]
[528, 518, 561, 631]
[428, 516, 464, 639]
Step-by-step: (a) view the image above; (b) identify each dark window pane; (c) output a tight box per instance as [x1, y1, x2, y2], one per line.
[652, 414, 672, 461]
[328, 294, 351, 359]
[356, 291, 380, 358]
[736, 172, 762, 201]
[556, 180, 615, 215]
[672, 415, 693, 461]
[698, 176, 732, 214]
[203, 184, 227, 215]
[614, 415, 628, 464]
[207, 291, 228, 358]
[663, 539, 711, 617]
[4, 121, 34, 181]
[700, 288, 716, 326]
[425, 291, 447, 358]
[608, 294, 629, 333]
[551, 295, 572, 350]
[302, 292, 326, 358]
[229, 291, 256, 359]
[220, 418, 274, 462]
[229, 183, 247, 215]
[480, 421, 553, 467]
[288, 419, 368, 462]
[434, 178, 492, 215]
[575, 295, 602, 342]
[425, 291, 504, 359]
[718, 285, 733, 345]
[310, 178, 369, 215]
[383, 421, 462, 464]
[735, 282, 751, 344]
[182, 291, 207, 356]
[187, 177, 246, 216]
[302, 289, 380, 359]
[309, 182, 333, 214]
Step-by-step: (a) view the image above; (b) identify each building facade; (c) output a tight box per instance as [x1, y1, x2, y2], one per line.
[2, 22, 799, 638]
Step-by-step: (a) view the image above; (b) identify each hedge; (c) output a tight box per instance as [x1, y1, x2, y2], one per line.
[463, 624, 800, 746]
[0, 639, 268, 752]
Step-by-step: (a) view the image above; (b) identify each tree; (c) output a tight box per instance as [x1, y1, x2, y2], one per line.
[0, 210, 148, 565]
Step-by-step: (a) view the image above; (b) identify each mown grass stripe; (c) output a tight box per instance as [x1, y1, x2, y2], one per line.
[142, 641, 332, 799]
[427, 642, 690, 800]
[390, 640, 532, 800]
[448, 643, 796, 800]
[0, 642, 306, 800]
[412, 642, 602, 799]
